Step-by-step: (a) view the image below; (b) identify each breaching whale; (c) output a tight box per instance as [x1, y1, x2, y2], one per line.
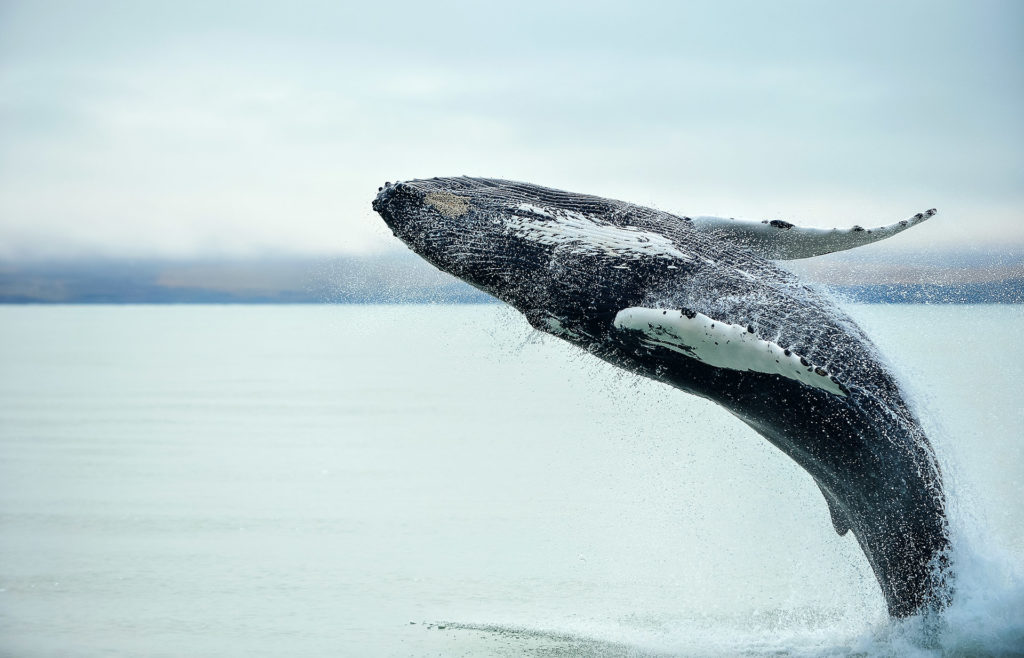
[372, 177, 950, 618]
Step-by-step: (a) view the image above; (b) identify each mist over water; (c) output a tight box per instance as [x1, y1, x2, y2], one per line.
[0, 304, 1021, 656]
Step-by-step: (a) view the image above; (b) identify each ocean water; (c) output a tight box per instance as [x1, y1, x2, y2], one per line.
[0, 303, 1021, 657]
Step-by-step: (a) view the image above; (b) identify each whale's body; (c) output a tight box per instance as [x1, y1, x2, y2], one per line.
[372, 177, 949, 617]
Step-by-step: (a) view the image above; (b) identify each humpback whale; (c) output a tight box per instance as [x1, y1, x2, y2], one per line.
[372, 177, 950, 618]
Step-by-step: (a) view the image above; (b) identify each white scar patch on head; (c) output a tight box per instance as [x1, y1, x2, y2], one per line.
[614, 307, 849, 397]
[509, 205, 691, 261]
[425, 191, 471, 218]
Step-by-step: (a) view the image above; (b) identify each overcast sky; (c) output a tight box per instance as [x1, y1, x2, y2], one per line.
[1, 0, 1021, 259]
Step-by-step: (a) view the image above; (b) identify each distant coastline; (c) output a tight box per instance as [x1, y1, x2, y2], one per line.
[1, 252, 1021, 304]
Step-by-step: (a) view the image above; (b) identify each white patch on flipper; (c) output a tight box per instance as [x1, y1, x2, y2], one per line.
[507, 206, 692, 262]
[688, 209, 936, 260]
[613, 307, 849, 397]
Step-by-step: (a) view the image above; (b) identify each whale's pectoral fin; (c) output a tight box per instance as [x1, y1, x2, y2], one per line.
[815, 481, 852, 536]
[613, 307, 850, 397]
[687, 209, 936, 260]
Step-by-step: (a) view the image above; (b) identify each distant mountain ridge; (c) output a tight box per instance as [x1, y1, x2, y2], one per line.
[0, 256, 493, 304]
[1, 252, 1021, 304]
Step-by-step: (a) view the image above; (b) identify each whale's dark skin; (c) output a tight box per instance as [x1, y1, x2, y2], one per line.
[372, 176, 950, 618]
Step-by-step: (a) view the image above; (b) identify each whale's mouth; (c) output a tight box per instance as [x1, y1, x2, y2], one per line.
[373, 179, 484, 263]
[373, 180, 437, 245]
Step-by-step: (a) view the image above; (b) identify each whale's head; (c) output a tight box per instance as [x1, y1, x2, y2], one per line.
[373, 177, 695, 343]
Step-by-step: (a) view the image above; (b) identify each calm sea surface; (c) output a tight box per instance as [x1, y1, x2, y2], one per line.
[1, 304, 1022, 657]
